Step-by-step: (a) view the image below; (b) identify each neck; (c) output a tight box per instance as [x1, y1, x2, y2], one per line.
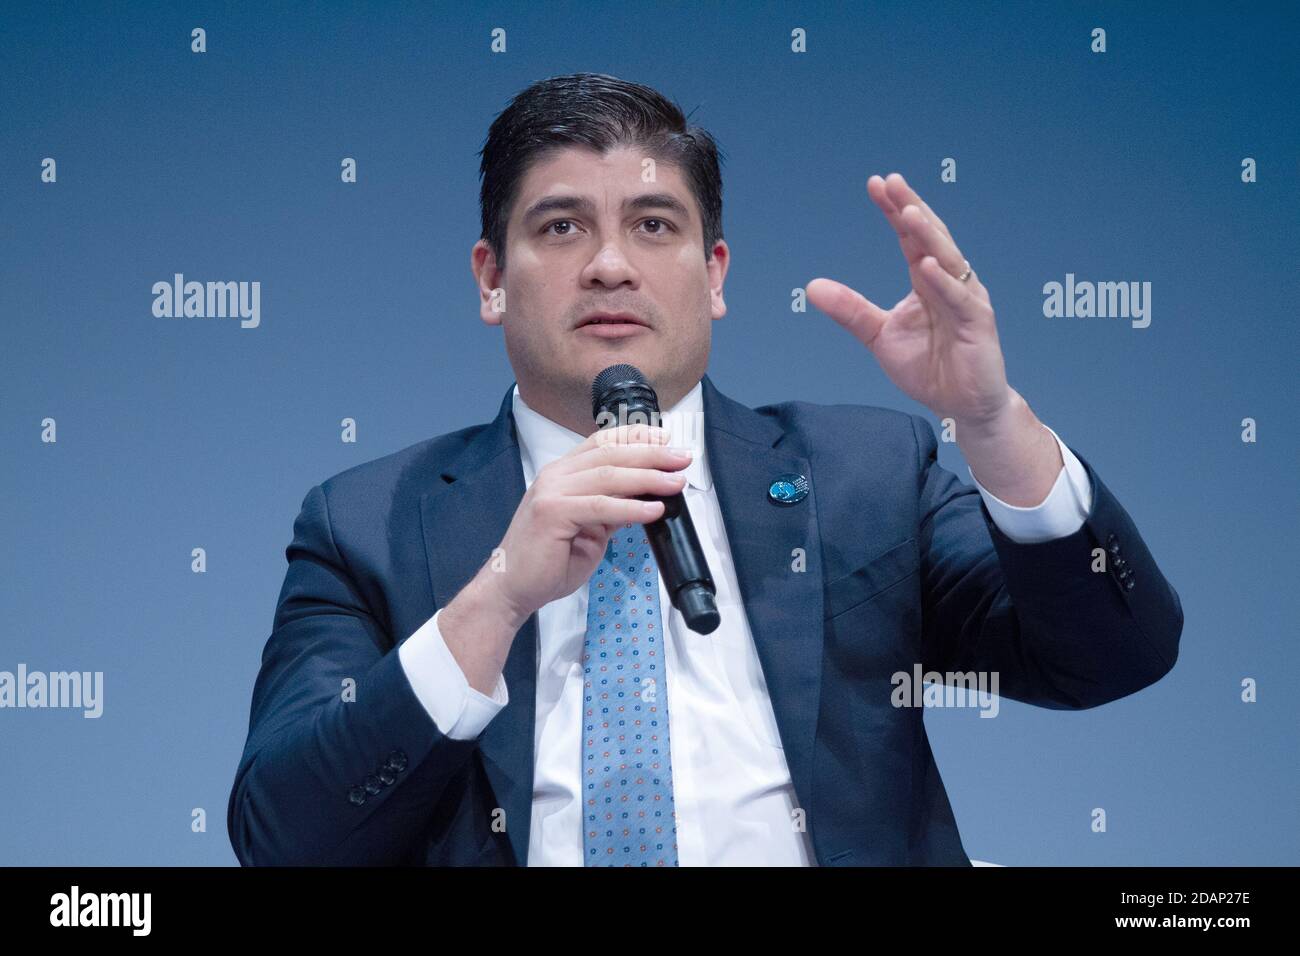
[515, 384, 599, 437]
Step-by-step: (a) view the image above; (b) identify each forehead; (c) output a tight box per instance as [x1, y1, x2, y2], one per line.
[511, 145, 695, 219]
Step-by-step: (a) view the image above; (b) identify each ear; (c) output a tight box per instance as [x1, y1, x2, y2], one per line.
[708, 239, 730, 320]
[471, 240, 505, 325]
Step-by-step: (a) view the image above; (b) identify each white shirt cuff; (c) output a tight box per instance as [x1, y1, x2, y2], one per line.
[968, 424, 1094, 544]
[398, 607, 508, 740]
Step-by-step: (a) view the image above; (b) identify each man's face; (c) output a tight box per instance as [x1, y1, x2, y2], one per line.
[472, 144, 728, 435]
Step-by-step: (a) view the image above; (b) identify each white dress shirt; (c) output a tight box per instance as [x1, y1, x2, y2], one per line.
[398, 382, 1093, 865]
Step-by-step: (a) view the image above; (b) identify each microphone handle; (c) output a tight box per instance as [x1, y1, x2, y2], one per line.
[635, 490, 721, 634]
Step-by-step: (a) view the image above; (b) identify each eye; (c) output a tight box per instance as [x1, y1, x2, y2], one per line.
[640, 218, 675, 235]
[542, 219, 580, 237]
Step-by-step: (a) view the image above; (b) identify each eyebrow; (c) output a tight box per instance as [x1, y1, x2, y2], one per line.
[520, 192, 692, 227]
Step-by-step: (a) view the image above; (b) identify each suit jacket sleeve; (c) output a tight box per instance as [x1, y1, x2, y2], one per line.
[227, 483, 479, 865]
[910, 414, 1183, 709]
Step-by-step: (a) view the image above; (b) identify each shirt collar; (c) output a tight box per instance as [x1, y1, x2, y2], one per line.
[512, 379, 712, 492]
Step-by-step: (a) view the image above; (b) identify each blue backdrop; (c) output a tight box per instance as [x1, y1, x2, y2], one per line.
[1, 0, 1296, 865]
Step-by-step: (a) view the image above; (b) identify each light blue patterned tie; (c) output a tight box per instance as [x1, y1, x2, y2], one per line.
[582, 521, 679, 866]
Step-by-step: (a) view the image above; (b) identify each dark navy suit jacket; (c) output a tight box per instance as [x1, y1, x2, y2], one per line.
[227, 374, 1182, 866]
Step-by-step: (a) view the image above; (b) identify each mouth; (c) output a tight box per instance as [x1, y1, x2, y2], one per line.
[576, 313, 650, 338]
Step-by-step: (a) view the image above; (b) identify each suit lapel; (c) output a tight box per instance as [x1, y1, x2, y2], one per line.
[420, 382, 537, 867]
[419, 375, 827, 865]
[700, 375, 825, 819]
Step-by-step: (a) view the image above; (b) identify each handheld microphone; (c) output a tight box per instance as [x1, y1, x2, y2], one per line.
[591, 364, 720, 635]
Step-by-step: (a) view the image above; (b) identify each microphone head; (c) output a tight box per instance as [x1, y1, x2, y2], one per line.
[591, 364, 660, 424]
[591, 363, 645, 404]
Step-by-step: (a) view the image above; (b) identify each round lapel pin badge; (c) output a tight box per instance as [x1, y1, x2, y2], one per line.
[768, 473, 809, 506]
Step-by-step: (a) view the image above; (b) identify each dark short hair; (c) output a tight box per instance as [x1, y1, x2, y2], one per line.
[477, 73, 725, 273]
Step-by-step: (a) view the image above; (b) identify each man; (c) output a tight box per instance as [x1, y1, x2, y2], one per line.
[227, 73, 1182, 866]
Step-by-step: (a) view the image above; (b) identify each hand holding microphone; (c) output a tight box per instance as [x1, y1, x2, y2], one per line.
[590, 364, 720, 634]
[442, 368, 720, 696]
[479, 364, 721, 635]
[482, 422, 694, 626]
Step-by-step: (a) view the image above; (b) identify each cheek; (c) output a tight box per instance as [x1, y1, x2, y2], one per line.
[502, 272, 560, 325]
[672, 245, 705, 275]
[532, 266, 575, 305]
[664, 254, 710, 303]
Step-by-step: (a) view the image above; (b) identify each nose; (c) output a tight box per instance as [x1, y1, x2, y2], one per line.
[580, 240, 639, 289]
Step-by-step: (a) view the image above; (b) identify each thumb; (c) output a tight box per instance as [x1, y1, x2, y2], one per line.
[807, 277, 889, 351]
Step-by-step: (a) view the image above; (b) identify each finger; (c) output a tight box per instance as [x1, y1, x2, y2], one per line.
[806, 277, 890, 350]
[868, 176, 939, 268]
[557, 462, 688, 498]
[573, 422, 670, 457]
[594, 422, 671, 446]
[883, 172, 955, 244]
[554, 439, 692, 478]
[869, 174, 989, 304]
[870, 173, 967, 273]
[899, 203, 968, 279]
[870, 174, 968, 280]
[867, 175, 916, 250]
[562, 495, 664, 528]
[912, 255, 980, 315]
